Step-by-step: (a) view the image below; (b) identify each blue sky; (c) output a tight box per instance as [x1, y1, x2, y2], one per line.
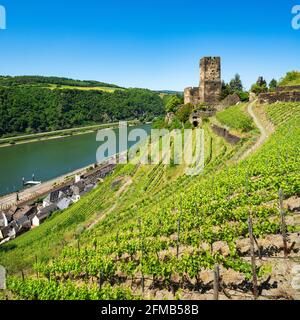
[0, 0, 299, 90]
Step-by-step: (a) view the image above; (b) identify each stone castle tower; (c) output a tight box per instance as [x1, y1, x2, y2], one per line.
[184, 57, 221, 106]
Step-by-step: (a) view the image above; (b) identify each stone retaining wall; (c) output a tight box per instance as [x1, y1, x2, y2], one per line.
[211, 124, 241, 145]
[258, 91, 300, 104]
[276, 85, 300, 92]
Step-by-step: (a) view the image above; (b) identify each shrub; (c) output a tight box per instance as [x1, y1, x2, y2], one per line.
[169, 117, 182, 130]
[176, 103, 193, 123]
[236, 91, 249, 102]
[152, 117, 166, 129]
[184, 120, 193, 129]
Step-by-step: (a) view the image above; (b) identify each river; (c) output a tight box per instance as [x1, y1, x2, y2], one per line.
[0, 123, 151, 196]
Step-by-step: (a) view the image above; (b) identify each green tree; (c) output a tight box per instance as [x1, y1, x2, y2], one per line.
[229, 74, 243, 92]
[256, 76, 267, 87]
[250, 84, 267, 94]
[269, 79, 277, 92]
[176, 103, 193, 124]
[251, 77, 268, 94]
[220, 81, 231, 100]
[221, 77, 249, 102]
[165, 95, 183, 113]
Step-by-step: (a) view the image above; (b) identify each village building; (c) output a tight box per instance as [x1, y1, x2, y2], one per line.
[71, 180, 85, 196]
[0, 226, 9, 240]
[15, 216, 31, 236]
[0, 212, 8, 228]
[71, 194, 80, 203]
[0, 222, 17, 240]
[32, 203, 58, 227]
[5, 205, 18, 223]
[75, 173, 84, 183]
[37, 203, 58, 216]
[0, 162, 116, 243]
[12, 205, 37, 221]
[32, 213, 48, 227]
[56, 197, 72, 211]
[42, 186, 72, 207]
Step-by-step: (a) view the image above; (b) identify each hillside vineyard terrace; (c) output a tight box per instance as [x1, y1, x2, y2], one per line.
[96, 122, 205, 176]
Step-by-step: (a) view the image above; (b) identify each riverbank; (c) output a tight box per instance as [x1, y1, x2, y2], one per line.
[0, 161, 100, 209]
[0, 120, 139, 148]
[0, 122, 152, 198]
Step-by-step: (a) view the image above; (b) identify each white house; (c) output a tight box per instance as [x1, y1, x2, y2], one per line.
[75, 174, 84, 183]
[32, 203, 58, 227]
[32, 215, 42, 227]
[0, 212, 8, 228]
[71, 194, 81, 203]
[32, 212, 50, 227]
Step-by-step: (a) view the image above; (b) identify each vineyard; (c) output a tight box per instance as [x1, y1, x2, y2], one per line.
[1, 102, 300, 300]
[216, 103, 255, 133]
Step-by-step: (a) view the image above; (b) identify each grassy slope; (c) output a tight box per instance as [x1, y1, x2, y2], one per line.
[45, 84, 123, 93]
[216, 103, 255, 133]
[278, 71, 300, 87]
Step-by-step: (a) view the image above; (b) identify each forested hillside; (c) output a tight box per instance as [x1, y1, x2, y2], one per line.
[0, 75, 121, 88]
[0, 83, 165, 137]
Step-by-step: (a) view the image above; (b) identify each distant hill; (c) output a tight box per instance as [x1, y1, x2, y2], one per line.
[0, 76, 165, 136]
[156, 90, 183, 95]
[0, 75, 122, 89]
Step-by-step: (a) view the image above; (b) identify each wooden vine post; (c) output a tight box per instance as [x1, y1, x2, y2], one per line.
[277, 149, 281, 168]
[176, 218, 181, 259]
[138, 218, 144, 295]
[245, 170, 249, 196]
[99, 269, 102, 290]
[177, 195, 182, 259]
[213, 264, 220, 300]
[248, 217, 258, 299]
[93, 238, 97, 251]
[77, 238, 80, 252]
[35, 255, 39, 279]
[279, 188, 288, 258]
[253, 236, 262, 260]
[116, 232, 119, 258]
[264, 157, 269, 170]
